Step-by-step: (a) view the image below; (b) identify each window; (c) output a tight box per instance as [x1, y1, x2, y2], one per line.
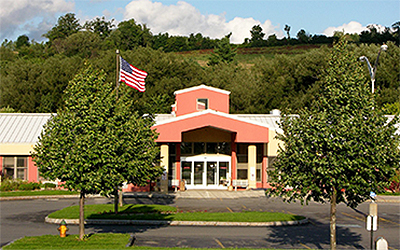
[197, 98, 208, 110]
[3, 156, 28, 180]
[181, 142, 193, 155]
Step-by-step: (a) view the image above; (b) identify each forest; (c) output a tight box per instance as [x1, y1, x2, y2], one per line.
[1, 14, 399, 115]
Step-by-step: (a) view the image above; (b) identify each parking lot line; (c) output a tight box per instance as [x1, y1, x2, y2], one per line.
[214, 238, 225, 248]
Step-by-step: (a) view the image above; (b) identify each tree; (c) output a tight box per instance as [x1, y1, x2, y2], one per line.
[110, 19, 152, 50]
[32, 64, 162, 240]
[284, 24, 291, 45]
[284, 24, 291, 39]
[84, 16, 115, 39]
[268, 38, 400, 249]
[208, 33, 236, 66]
[249, 24, 265, 47]
[16, 35, 30, 49]
[44, 13, 81, 43]
[296, 29, 310, 44]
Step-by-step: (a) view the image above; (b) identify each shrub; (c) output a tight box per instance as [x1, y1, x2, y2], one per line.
[43, 183, 57, 189]
[0, 178, 22, 191]
[19, 182, 41, 190]
[0, 179, 41, 191]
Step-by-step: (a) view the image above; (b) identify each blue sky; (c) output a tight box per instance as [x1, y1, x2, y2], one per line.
[1, 0, 399, 44]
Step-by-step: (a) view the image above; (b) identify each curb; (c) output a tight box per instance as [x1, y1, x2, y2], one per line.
[1, 194, 399, 202]
[45, 216, 309, 227]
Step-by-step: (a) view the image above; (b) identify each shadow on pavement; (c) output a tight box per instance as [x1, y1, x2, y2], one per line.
[266, 220, 363, 249]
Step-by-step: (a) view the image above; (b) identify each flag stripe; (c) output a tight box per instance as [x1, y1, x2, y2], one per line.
[119, 57, 148, 92]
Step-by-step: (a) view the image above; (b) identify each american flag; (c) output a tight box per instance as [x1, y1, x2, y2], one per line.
[119, 57, 148, 92]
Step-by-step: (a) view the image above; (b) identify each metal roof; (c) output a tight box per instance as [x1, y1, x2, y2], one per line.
[0, 113, 53, 144]
[154, 113, 282, 130]
[1, 113, 398, 144]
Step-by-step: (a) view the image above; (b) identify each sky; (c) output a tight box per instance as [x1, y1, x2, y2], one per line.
[1, 0, 399, 44]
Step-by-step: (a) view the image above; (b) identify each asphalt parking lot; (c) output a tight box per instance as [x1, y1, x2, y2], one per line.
[1, 190, 399, 249]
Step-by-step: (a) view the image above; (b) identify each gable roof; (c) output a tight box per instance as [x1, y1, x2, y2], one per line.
[152, 110, 271, 143]
[174, 84, 231, 95]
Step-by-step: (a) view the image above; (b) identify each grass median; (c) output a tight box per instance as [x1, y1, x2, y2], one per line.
[48, 204, 304, 222]
[3, 234, 303, 250]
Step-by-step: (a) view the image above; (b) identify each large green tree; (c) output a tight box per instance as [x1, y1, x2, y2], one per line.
[208, 33, 237, 66]
[268, 38, 400, 249]
[44, 13, 81, 43]
[33, 64, 161, 240]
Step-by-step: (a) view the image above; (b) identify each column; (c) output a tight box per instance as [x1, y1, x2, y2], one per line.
[248, 144, 257, 189]
[160, 144, 169, 193]
[262, 143, 268, 188]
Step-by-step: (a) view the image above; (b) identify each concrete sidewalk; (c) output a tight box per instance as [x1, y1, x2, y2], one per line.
[122, 189, 267, 199]
[1, 189, 399, 202]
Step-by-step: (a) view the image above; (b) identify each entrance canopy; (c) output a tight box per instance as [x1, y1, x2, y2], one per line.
[152, 110, 269, 143]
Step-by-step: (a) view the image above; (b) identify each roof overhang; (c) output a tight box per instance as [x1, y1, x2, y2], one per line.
[152, 110, 269, 143]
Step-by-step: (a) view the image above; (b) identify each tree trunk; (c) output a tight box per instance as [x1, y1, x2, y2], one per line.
[79, 191, 85, 241]
[114, 186, 119, 214]
[330, 188, 337, 250]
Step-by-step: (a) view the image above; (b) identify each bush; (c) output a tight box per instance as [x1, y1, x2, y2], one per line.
[19, 182, 41, 190]
[0, 179, 41, 191]
[43, 183, 57, 189]
[0, 178, 22, 191]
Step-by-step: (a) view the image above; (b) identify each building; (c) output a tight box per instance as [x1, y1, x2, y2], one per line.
[0, 85, 283, 190]
[0, 113, 52, 182]
[2, 85, 399, 191]
[151, 85, 282, 190]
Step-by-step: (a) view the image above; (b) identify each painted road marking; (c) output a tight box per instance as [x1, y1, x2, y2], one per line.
[226, 206, 233, 213]
[299, 242, 311, 249]
[379, 217, 400, 226]
[214, 238, 225, 248]
[342, 212, 364, 222]
[342, 212, 400, 226]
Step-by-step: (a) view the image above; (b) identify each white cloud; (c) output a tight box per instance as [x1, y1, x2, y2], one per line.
[323, 21, 368, 37]
[0, 0, 74, 41]
[123, 0, 281, 44]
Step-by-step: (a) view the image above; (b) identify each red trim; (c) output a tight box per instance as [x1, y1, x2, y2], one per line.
[28, 156, 37, 182]
[231, 133, 237, 180]
[262, 144, 268, 188]
[153, 112, 269, 143]
[176, 144, 181, 180]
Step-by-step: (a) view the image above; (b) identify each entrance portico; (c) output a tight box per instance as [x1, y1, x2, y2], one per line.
[152, 85, 273, 190]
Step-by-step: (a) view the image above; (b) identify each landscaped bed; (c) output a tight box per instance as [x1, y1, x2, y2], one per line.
[2, 234, 297, 250]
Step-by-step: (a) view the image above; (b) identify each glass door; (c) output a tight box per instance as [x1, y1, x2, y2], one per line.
[194, 161, 204, 185]
[207, 162, 217, 185]
[182, 161, 192, 185]
[218, 161, 229, 185]
[181, 156, 231, 188]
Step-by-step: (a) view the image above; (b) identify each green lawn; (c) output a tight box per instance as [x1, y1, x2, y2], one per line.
[3, 234, 298, 250]
[48, 204, 304, 222]
[0, 190, 79, 197]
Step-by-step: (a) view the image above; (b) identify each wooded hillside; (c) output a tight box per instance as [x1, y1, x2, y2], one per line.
[1, 14, 399, 115]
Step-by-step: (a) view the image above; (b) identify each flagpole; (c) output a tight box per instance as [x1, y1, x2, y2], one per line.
[114, 49, 123, 212]
[116, 49, 120, 99]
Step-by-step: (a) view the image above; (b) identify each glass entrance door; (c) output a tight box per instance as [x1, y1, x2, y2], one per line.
[181, 156, 231, 188]
[194, 161, 204, 185]
[207, 162, 217, 185]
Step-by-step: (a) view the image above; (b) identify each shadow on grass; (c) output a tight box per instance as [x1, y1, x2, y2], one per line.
[85, 195, 177, 239]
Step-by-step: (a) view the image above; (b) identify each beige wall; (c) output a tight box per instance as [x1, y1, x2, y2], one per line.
[247, 144, 257, 188]
[0, 144, 34, 155]
[267, 130, 282, 157]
